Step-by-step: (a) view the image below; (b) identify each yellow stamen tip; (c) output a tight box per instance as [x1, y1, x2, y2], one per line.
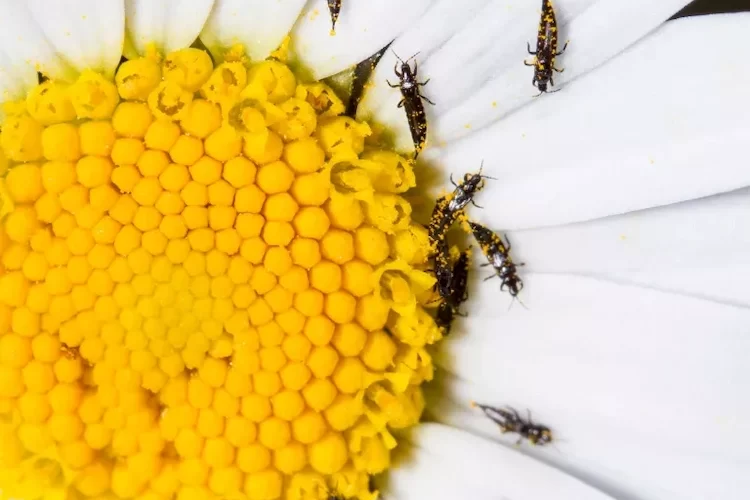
[0, 43, 445, 500]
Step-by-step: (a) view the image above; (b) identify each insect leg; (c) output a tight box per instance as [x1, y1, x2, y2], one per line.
[523, 58, 535, 67]
[526, 41, 536, 55]
[386, 79, 400, 88]
[503, 234, 512, 251]
[553, 65, 565, 73]
[397, 99, 405, 108]
[419, 92, 436, 106]
[509, 407, 522, 422]
[556, 41, 569, 56]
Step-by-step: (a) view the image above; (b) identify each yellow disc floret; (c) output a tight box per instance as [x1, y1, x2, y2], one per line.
[0, 45, 439, 500]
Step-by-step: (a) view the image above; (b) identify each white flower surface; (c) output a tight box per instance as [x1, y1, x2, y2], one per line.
[0, 0, 746, 499]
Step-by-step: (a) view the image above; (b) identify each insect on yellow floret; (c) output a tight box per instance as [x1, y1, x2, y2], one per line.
[0, 42, 441, 500]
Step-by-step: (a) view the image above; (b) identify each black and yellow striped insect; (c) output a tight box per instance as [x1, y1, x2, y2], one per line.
[427, 169, 491, 250]
[468, 221, 524, 297]
[435, 246, 471, 334]
[472, 402, 554, 446]
[387, 52, 434, 158]
[328, 0, 341, 33]
[524, 0, 568, 95]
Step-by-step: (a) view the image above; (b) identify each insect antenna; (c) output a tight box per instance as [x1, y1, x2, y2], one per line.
[392, 50, 421, 65]
[476, 160, 497, 181]
[404, 51, 421, 64]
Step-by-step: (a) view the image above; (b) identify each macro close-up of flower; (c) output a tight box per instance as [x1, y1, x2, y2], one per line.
[0, 0, 748, 500]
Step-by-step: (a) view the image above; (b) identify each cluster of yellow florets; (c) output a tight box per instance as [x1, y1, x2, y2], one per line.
[0, 43, 442, 500]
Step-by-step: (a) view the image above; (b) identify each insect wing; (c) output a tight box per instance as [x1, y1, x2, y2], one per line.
[469, 221, 495, 248]
[402, 90, 427, 154]
[428, 196, 454, 245]
[537, 0, 558, 55]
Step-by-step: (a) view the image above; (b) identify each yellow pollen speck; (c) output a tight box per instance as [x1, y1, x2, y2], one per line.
[0, 42, 440, 500]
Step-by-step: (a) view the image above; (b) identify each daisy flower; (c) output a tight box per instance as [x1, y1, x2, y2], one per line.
[0, 1, 745, 500]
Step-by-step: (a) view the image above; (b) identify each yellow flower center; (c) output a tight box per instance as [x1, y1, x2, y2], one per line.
[0, 44, 440, 500]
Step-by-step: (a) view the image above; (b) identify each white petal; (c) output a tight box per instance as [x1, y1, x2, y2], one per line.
[428, 14, 750, 229]
[200, 0, 307, 62]
[0, 0, 72, 94]
[291, 0, 434, 80]
[124, 0, 214, 58]
[427, 274, 750, 500]
[0, 51, 35, 104]
[358, 0, 596, 152]
[432, 0, 692, 142]
[358, 0, 688, 153]
[500, 189, 750, 307]
[27, 0, 125, 79]
[356, 0, 499, 151]
[385, 423, 616, 500]
[410, 0, 590, 112]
